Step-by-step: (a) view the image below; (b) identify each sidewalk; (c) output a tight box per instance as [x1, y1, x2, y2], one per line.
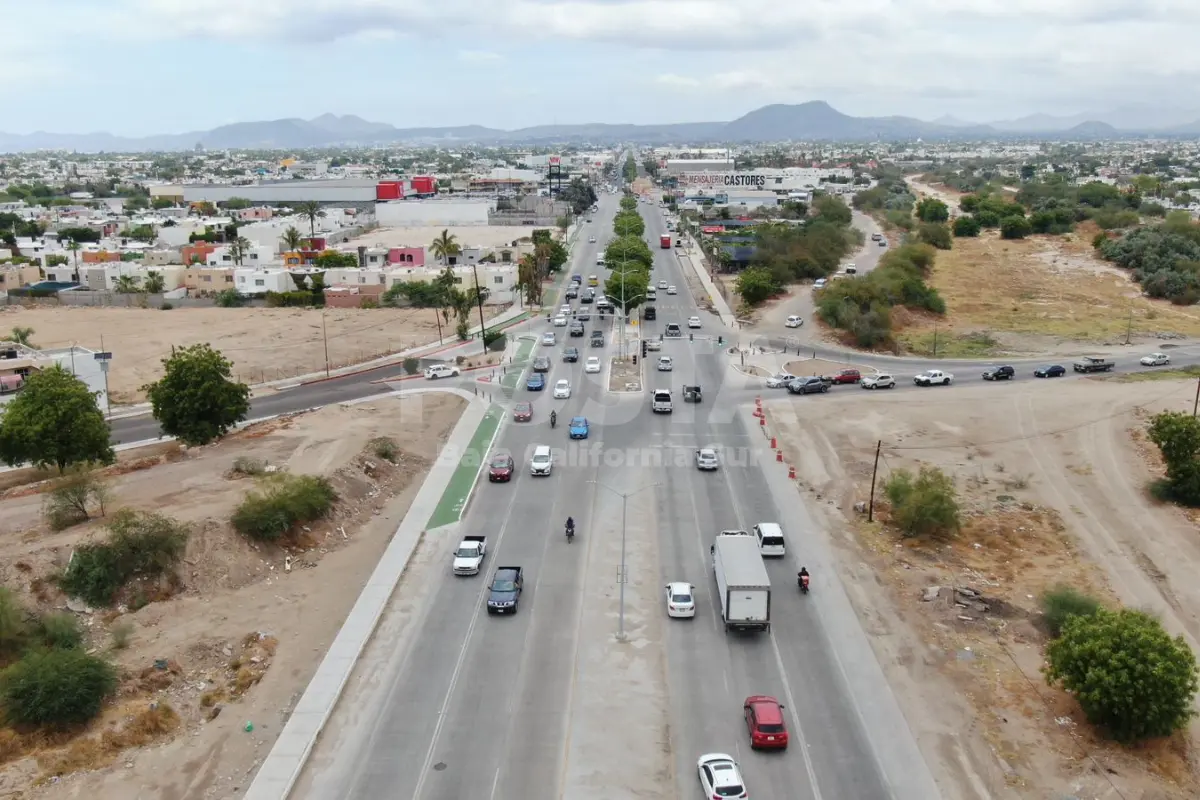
[677, 235, 737, 329]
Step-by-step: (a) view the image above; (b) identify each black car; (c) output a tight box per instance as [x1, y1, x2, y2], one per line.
[787, 377, 829, 395]
[569, 321, 585, 337]
[565, 287, 579, 300]
[562, 347, 580, 362]
[1034, 365, 1066, 378]
[579, 293, 594, 304]
[486, 567, 524, 614]
[983, 365, 1015, 381]
[590, 331, 605, 347]
[643, 305, 656, 320]
[577, 310, 591, 321]
[532, 356, 551, 373]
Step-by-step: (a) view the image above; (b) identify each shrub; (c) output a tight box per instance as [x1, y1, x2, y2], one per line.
[916, 222, 952, 250]
[0, 587, 29, 659]
[35, 612, 83, 651]
[214, 289, 244, 308]
[402, 357, 419, 375]
[1040, 585, 1102, 637]
[370, 437, 399, 462]
[110, 621, 133, 649]
[0, 649, 117, 727]
[231, 456, 267, 476]
[59, 509, 189, 607]
[952, 216, 980, 237]
[483, 330, 507, 351]
[1045, 608, 1199, 742]
[159, 301, 174, 310]
[43, 469, 111, 531]
[883, 466, 960, 538]
[359, 296, 379, 309]
[230, 474, 337, 543]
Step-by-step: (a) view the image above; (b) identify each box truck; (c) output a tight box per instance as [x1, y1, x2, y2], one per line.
[660, 234, 671, 249]
[711, 532, 771, 632]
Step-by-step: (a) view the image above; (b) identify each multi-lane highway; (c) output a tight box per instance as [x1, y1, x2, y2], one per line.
[293, 182, 940, 800]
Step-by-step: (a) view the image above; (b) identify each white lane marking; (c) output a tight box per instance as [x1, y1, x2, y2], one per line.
[771, 630, 824, 800]
[489, 767, 501, 800]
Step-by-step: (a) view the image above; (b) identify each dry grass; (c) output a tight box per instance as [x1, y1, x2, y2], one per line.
[36, 702, 180, 780]
[896, 227, 1200, 348]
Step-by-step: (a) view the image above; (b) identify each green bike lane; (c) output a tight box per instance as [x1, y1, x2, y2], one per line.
[425, 337, 536, 528]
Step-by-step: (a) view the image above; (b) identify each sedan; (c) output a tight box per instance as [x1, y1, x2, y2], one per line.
[1034, 364, 1066, 378]
[568, 416, 589, 439]
[687, 316, 701, 329]
[813, 278, 827, 289]
[665, 582, 695, 618]
[658, 280, 668, 289]
[532, 356, 551, 373]
[542, 332, 557, 345]
[487, 453, 515, 482]
[553, 379, 571, 399]
[657, 356, 673, 372]
[552, 315, 568, 327]
[697, 754, 747, 800]
[1141, 352, 1170, 366]
[585, 356, 602, 373]
[666, 285, 677, 295]
[588, 235, 596, 243]
[512, 402, 533, 422]
[695, 448, 719, 471]
[526, 373, 546, 391]
[766, 373, 795, 389]
[785, 315, 803, 328]
[744, 695, 789, 750]
[562, 347, 580, 362]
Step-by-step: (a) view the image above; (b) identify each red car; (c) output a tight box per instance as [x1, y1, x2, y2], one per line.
[488, 453, 515, 482]
[829, 368, 861, 385]
[512, 402, 533, 422]
[744, 695, 788, 749]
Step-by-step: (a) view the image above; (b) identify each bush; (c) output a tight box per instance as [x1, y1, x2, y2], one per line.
[402, 357, 419, 375]
[952, 216, 980, 237]
[59, 509, 189, 607]
[110, 621, 133, 650]
[1000, 216, 1033, 240]
[916, 222, 952, 250]
[370, 437, 399, 462]
[483, 329, 507, 351]
[159, 301, 174, 310]
[359, 297, 379, 309]
[1045, 609, 1199, 742]
[214, 289, 245, 308]
[882, 466, 960, 538]
[0, 587, 29, 659]
[35, 612, 83, 651]
[231, 456, 267, 476]
[1040, 585, 1102, 637]
[0, 649, 117, 727]
[43, 469, 111, 531]
[230, 474, 337, 543]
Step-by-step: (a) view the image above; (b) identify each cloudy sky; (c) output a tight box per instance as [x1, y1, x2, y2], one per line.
[5, 0, 1200, 134]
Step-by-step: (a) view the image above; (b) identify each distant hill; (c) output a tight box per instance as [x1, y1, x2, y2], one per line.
[2, 102, 1199, 153]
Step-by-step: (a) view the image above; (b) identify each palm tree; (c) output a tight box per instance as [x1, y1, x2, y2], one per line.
[280, 225, 303, 253]
[295, 201, 322, 237]
[516, 254, 541, 306]
[228, 236, 251, 267]
[9, 326, 35, 347]
[66, 240, 81, 272]
[430, 229, 461, 267]
[534, 240, 552, 286]
[113, 274, 139, 293]
[143, 271, 166, 294]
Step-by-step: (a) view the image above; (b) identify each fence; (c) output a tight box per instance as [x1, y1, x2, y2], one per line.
[4, 292, 219, 309]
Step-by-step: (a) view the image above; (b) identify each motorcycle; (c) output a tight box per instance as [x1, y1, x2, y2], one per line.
[565, 523, 575, 543]
[550, 412, 557, 429]
[797, 573, 810, 595]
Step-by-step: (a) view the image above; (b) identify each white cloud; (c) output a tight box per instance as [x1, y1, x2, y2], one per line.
[655, 74, 700, 88]
[458, 50, 504, 63]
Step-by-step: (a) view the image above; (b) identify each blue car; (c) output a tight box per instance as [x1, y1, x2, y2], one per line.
[526, 373, 546, 391]
[569, 416, 589, 439]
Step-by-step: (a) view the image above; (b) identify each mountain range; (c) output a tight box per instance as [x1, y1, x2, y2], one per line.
[2, 102, 1199, 153]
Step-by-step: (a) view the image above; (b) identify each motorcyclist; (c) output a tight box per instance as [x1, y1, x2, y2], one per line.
[565, 516, 575, 532]
[798, 567, 810, 589]
[550, 410, 557, 428]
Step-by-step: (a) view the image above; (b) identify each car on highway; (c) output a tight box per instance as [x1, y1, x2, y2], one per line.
[512, 402, 533, 422]
[785, 315, 803, 328]
[664, 323, 682, 337]
[588, 235, 596, 243]
[552, 315, 568, 327]
[532, 356, 551, 373]
[658, 356, 673, 371]
[565, 286, 578, 300]
[580, 291, 594, 304]
[879, 239, 887, 247]
[665, 582, 696, 618]
[646, 338, 661, 351]
[860, 373, 896, 390]
[687, 316, 701, 328]
[577, 310, 591, 321]
[562, 347, 580, 362]
[813, 278, 827, 289]
[590, 330, 605, 347]
[697, 754, 747, 799]
[1141, 352, 1170, 366]
[568, 416, 589, 439]
[982, 365, 1016, 381]
[914, 370, 953, 386]
[828, 368, 861, 385]
[486, 566, 524, 614]
[423, 364, 459, 380]
[526, 373, 546, 391]
[667, 285, 677, 295]
[569, 320, 585, 337]
[553, 379, 572, 398]
[487, 452, 515, 482]
[658, 280, 668, 289]
[585, 356, 601, 373]
[529, 445, 552, 476]
[788, 376, 829, 394]
[571, 273, 582, 284]
[766, 372, 795, 388]
[1034, 364, 1067, 378]
[542, 332, 557, 346]
[744, 695, 789, 750]
[695, 448, 720, 470]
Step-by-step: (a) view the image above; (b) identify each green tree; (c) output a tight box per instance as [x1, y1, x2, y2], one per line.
[1000, 215, 1032, 240]
[1045, 608, 1198, 742]
[57, 226, 100, 243]
[314, 250, 358, 269]
[613, 210, 645, 238]
[227, 235, 251, 267]
[603, 235, 653, 270]
[812, 195, 852, 226]
[222, 197, 253, 210]
[604, 267, 649, 313]
[952, 216, 981, 237]
[516, 253, 541, 305]
[144, 344, 251, 446]
[430, 229, 461, 267]
[295, 201, 322, 236]
[113, 274, 140, 293]
[9, 326, 36, 347]
[125, 224, 156, 243]
[915, 197, 950, 223]
[916, 222, 953, 250]
[735, 267, 781, 305]
[883, 466, 960, 538]
[619, 195, 638, 213]
[1147, 411, 1200, 504]
[143, 271, 166, 294]
[280, 225, 304, 252]
[0, 649, 117, 727]
[0, 365, 113, 473]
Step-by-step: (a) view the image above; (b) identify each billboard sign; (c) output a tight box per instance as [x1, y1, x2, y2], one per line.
[680, 173, 767, 189]
[550, 156, 561, 165]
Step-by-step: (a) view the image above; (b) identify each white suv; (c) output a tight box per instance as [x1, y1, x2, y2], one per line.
[424, 364, 459, 380]
[530, 445, 553, 476]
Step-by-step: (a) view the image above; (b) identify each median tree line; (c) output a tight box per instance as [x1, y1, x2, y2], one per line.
[880, 460, 1199, 745]
[604, 199, 653, 313]
[733, 195, 861, 305]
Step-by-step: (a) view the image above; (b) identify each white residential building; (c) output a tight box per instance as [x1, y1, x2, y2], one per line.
[207, 243, 276, 268]
[385, 263, 518, 304]
[234, 268, 292, 295]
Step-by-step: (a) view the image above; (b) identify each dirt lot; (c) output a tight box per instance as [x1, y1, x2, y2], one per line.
[0, 305, 502, 404]
[767, 377, 1200, 799]
[0, 393, 466, 799]
[893, 226, 1200, 357]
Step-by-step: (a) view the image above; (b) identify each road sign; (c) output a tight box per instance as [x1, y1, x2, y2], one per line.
[93, 352, 113, 361]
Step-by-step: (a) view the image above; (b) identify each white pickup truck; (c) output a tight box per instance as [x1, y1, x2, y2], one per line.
[913, 370, 953, 387]
[452, 535, 487, 576]
[651, 389, 673, 413]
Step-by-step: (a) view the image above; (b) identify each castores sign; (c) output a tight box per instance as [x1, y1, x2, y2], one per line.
[681, 173, 767, 188]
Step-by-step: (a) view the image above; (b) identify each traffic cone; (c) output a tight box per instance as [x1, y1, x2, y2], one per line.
[759, 416, 765, 426]
[788, 465, 796, 479]
[776, 450, 783, 462]
[770, 437, 777, 448]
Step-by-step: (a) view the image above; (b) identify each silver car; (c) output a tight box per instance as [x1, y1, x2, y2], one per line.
[765, 373, 794, 389]
[695, 448, 720, 470]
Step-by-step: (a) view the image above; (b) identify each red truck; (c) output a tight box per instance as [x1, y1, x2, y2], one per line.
[660, 234, 671, 249]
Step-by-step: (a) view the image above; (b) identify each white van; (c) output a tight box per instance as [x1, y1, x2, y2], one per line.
[530, 445, 553, 476]
[753, 522, 786, 557]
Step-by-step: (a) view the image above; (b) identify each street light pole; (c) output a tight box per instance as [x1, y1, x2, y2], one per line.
[471, 261, 488, 357]
[589, 479, 661, 642]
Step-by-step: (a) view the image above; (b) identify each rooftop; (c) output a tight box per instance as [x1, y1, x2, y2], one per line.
[342, 225, 543, 251]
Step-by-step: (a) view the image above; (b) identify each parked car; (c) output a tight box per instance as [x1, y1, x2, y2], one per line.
[424, 364, 459, 380]
[982, 365, 1015, 381]
[1034, 364, 1066, 378]
[860, 373, 895, 390]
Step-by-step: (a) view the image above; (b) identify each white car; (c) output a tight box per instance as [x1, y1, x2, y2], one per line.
[785, 315, 803, 328]
[559, 305, 572, 316]
[552, 315, 568, 327]
[646, 339, 661, 351]
[553, 379, 571, 398]
[765, 372, 794, 388]
[698, 754, 747, 799]
[585, 356, 601, 373]
[861, 373, 896, 389]
[665, 582, 696, 618]
[687, 316, 701, 328]
[657, 356, 673, 372]
[667, 285, 677, 295]
[588, 236, 596, 243]
[695, 448, 719, 471]
[813, 278, 827, 289]
[1141, 352, 1170, 366]
[542, 332, 556, 346]
[423, 364, 460, 380]
[658, 280, 668, 289]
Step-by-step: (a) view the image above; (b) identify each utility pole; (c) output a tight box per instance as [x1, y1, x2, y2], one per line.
[1193, 377, 1200, 417]
[321, 309, 330, 378]
[471, 261, 488, 357]
[589, 479, 660, 642]
[1125, 303, 1133, 345]
[868, 440, 882, 522]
